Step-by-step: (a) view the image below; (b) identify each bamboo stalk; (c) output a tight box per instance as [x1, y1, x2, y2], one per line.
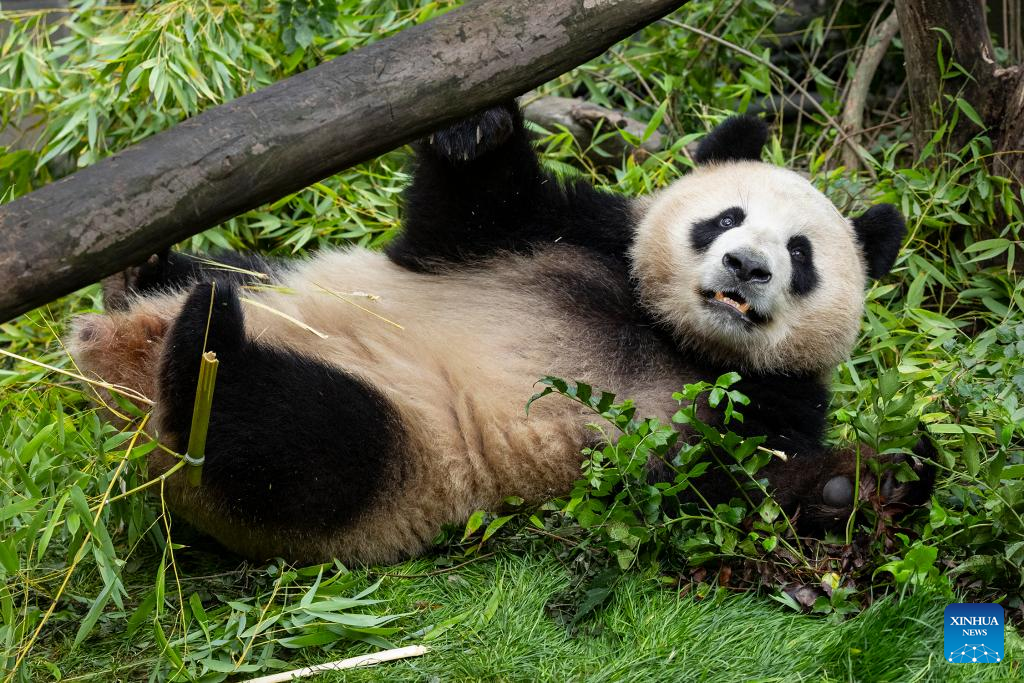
[185, 351, 219, 487]
[243, 645, 429, 683]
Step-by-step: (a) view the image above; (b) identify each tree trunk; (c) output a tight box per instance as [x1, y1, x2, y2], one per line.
[0, 0, 687, 324]
[894, 0, 1024, 183]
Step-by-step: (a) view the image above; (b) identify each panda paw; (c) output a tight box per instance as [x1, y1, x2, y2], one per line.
[101, 251, 170, 311]
[796, 438, 936, 534]
[427, 102, 518, 164]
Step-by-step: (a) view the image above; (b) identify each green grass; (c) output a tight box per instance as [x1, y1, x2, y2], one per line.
[16, 544, 1024, 682]
[2, 0, 1023, 680]
[329, 552, 1022, 683]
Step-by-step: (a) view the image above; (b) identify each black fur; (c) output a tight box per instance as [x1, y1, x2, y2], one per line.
[429, 105, 516, 163]
[689, 207, 745, 253]
[851, 204, 905, 279]
[135, 250, 281, 293]
[103, 249, 282, 311]
[387, 101, 635, 271]
[694, 115, 769, 164]
[157, 281, 407, 533]
[787, 234, 819, 296]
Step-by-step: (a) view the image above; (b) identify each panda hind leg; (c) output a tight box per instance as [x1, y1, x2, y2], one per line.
[762, 441, 936, 535]
[153, 281, 408, 562]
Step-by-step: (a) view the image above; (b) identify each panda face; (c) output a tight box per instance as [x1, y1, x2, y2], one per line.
[630, 162, 867, 374]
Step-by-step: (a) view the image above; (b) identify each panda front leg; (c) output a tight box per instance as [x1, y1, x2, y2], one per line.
[388, 101, 634, 268]
[764, 440, 936, 535]
[151, 281, 410, 563]
[387, 101, 546, 268]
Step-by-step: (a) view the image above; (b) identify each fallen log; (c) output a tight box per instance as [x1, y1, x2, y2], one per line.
[0, 0, 687, 323]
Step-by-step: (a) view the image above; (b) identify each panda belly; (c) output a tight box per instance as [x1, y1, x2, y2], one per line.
[69, 246, 680, 564]
[232, 248, 602, 561]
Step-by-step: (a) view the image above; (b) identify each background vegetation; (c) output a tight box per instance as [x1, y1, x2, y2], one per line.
[0, 0, 1021, 680]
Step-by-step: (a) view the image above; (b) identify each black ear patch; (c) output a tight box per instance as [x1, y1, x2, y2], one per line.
[694, 115, 769, 164]
[851, 204, 906, 279]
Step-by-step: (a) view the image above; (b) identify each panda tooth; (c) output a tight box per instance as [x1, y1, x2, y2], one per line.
[714, 291, 751, 316]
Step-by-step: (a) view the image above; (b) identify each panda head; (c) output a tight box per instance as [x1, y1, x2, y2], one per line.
[630, 115, 905, 375]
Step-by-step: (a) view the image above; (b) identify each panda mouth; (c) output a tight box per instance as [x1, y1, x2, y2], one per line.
[714, 291, 750, 315]
[702, 290, 768, 324]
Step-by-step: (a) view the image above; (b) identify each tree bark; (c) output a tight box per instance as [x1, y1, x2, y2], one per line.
[894, 0, 1002, 151]
[895, 0, 1024, 188]
[0, 0, 687, 323]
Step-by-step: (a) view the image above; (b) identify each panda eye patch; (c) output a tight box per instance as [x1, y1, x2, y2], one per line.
[690, 207, 745, 253]
[787, 234, 818, 296]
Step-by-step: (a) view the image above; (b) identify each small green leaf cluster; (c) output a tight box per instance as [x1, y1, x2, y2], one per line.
[276, 0, 341, 53]
[148, 564, 404, 681]
[527, 374, 781, 574]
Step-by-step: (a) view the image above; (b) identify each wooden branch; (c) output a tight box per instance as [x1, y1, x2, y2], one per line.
[840, 10, 900, 170]
[0, 0, 687, 323]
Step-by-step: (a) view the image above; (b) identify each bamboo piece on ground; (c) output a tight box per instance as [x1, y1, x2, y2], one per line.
[185, 351, 219, 487]
[243, 645, 429, 683]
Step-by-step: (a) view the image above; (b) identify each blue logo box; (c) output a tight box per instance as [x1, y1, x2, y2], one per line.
[944, 603, 1004, 663]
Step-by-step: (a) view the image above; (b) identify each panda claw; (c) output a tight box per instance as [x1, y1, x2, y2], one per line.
[426, 103, 518, 164]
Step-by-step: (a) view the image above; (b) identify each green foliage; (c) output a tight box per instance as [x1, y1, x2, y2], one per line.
[1, 0, 1023, 678]
[526, 374, 779, 576]
[276, 0, 341, 53]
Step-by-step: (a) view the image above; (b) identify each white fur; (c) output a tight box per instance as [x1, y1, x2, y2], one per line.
[630, 161, 866, 374]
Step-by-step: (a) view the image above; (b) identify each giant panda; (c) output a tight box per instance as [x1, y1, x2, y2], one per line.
[69, 102, 932, 565]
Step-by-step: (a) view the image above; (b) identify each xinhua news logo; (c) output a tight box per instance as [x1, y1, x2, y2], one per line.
[944, 603, 1004, 664]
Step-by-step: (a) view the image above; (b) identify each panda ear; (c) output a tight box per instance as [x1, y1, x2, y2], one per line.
[851, 204, 906, 279]
[694, 115, 769, 164]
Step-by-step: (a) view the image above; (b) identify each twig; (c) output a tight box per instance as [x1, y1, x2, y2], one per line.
[0, 347, 152, 405]
[243, 645, 429, 683]
[239, 297, 329, 339]
[525, 526, 584, 548]
[840, 10, 901, 170]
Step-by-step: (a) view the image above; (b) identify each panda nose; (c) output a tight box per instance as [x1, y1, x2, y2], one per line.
[723, 250, 772, 283]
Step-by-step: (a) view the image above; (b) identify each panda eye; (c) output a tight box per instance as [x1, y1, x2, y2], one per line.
[718, 215, 735, 228]
[790, 247, 806, 262]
